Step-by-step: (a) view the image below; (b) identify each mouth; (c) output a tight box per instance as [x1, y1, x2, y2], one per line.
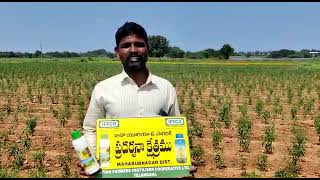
[124, 56, 146, 71]
[128, 56, 142, 62]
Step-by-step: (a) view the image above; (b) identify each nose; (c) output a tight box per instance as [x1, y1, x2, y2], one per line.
[129, 44, 138, 53]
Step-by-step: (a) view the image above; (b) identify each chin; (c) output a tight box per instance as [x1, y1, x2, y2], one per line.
[130, 66, 144, 72]
[125, 61, 146, 71]
[126, 64, 146, 72]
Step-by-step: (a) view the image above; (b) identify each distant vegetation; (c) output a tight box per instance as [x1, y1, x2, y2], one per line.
[0, 49, 115, 59]
[0, 35, 318, 60]
[241, 49, 318, 59]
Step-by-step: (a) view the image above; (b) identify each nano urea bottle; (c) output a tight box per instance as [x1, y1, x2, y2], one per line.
[99, 134, 110, 168]
[175, 133, 187, 163]
[71, 130, 100, 175]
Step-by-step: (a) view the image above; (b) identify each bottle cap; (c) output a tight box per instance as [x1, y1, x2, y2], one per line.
[176, 134, 183, 138]
[101, 134, 108, 139]
[71, 130, 82, 140]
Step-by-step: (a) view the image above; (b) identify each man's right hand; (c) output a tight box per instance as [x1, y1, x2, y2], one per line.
[77, 162, 100, 178]
[77, 162, 91, 176]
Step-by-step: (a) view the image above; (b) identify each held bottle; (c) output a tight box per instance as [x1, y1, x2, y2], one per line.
[175, 133, 187, 163]
[71, 130, 100, 175]
[99, 134, 110, 168]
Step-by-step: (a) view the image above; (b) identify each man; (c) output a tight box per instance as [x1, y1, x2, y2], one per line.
[78, 22, 197, 177]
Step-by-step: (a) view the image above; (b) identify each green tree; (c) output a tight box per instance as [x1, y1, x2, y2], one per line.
[167, 46, 185, 58]
[269, 49, 296, 58]
[204, 48, 220, 58]
[219, 44, 234, 59]
[197, 51, 210, 58]
[299, 49, 312, 58]
[148, 35, 170, 57]
[33, 51, 42, 58]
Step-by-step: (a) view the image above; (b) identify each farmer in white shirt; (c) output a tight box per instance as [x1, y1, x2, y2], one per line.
[78, 21, 197, 177]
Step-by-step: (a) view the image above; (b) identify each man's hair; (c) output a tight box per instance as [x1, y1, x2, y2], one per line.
[115, 22, 149, 49]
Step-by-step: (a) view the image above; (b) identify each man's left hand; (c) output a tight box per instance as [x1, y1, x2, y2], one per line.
[188, 165, 198, 178]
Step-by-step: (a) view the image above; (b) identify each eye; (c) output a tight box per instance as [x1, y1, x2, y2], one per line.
[119, 43, 130, 48]
[134, 42, 146, 47]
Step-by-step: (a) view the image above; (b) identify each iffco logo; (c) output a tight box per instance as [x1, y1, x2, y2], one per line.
[166, 118, 184, 126]
[100, 120, 119, 128]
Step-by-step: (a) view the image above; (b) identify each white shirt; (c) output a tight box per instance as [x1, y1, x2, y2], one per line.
[82, 69, 180, 154]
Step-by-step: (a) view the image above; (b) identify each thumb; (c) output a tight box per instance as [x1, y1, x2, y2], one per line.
[77, 162, 84, 168]
[191, 159, 197, 166]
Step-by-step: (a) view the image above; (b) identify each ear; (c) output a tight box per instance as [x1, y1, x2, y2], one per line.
[114, 47, 120, 58]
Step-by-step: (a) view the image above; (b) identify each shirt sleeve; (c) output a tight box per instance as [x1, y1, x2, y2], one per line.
[82, 86, 106, 155]
[168, 85, 181, 116]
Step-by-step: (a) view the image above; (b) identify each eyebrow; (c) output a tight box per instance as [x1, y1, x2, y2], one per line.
[119, 42, 146, 47]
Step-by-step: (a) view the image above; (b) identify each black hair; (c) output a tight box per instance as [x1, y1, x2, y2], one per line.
[115, 22, 149, 49]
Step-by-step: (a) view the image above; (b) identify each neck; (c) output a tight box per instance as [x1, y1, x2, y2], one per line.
[125, 68, 149, 87]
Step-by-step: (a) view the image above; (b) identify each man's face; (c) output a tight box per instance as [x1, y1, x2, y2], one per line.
[115, 34, 149, 73]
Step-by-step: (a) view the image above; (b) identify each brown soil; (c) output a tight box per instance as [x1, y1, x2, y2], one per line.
[0, 84, 320, 178]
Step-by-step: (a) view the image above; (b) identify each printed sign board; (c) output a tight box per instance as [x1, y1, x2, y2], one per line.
[95, 116, 191, 178]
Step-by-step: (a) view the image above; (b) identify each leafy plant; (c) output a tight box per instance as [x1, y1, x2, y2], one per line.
[0, 111, 4, 122]
[21, 134, 31, 149]
[255, 99, 264, 117]
[238, 104, 247, 117]
[191, 145, 205, 166]
[237, 116, 252, 152]
[50, 106, 58, 118]
[240, 155, 247, 170]
[214, 149, 226, 169]
[274, 169, 297, 178]
[303, 98, 314, 117]
[212, 129, 222, 149]
[218, 103, 232, 128]
[256, 153, 268, 171]
[314, 115, 320, 142]
[8, 143, 25, 169]
[291, 125, 306, 158]
[261, 110, 271, 124]
[29, 149, 47, 178]
[290, 105, 298, 121]
[26, 117, 37, 135]
[287, 87, 293, 104]
[77, 95, 85, 126]
[262, 123, 276, 154]
[58, 153, 72, 178]
[240, 171, 261, 178]
[0, 130, 9, 150]
[37, 89, 43, 104]
[188, 128, 195, 148]
[0, 166, 19, 178]
[192, 121, 204, 138]
[0, 166, 7, 178]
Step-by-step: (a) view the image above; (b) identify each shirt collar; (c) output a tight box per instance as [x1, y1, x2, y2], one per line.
[120, 69, 156, 87]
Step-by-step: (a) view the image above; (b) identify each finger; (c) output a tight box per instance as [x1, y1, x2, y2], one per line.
[191, 159, 196, 166]
[77, 162, 83, 168]
[177, 175, 192, 178]
[80, 170, 92, 176]
[189, 166, 198, 173]
[80, 171, 87, 176]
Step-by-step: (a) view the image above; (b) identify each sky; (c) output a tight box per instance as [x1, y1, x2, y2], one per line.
[1, 2, 320, 53]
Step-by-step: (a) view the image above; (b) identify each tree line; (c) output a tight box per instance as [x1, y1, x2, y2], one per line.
[267, 49, 317, 58]
[0, 49, 115, 59]
[0, 36, 235, 60]
[1, 35, 317, 60]
[0, 35, 235, 60]
[241, 49, 319, 58]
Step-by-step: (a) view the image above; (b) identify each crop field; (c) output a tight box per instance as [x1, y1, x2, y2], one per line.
[1, 58, 320, 178]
